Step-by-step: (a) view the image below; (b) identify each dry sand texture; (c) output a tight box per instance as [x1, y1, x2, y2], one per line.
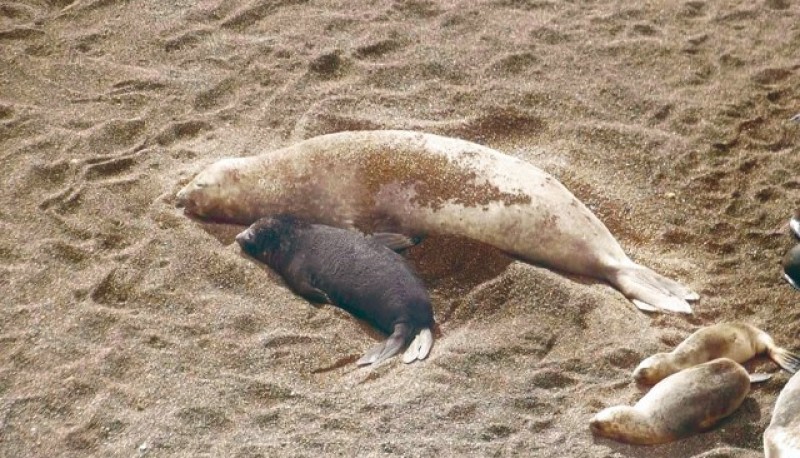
[1, 0, 799, 456]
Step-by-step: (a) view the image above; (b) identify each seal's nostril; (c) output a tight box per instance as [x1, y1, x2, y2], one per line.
[235, 230, 251, 245]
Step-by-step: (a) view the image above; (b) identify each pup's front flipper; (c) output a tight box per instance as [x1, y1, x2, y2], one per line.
[292, 279, 332, 305]
[356, 323, 410, 366]
[369, 233, 422, 252]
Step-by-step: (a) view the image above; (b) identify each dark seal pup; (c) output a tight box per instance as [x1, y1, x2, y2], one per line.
[235, 215, 434, 366]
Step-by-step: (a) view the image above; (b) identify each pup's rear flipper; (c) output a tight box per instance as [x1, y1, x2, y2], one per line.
[356, 323, 410, 366]
[610, 264, 697, 314]
[769, 346, 800, 373]
[401, 328, 433, 364]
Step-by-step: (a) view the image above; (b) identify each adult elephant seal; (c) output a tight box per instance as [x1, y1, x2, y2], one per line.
[235, 215, 434, 366]
[764, 371, 800, 457]
[591, 358, 750, 445]
[176, 130, 698, 313]
[633, 322, 800, 385]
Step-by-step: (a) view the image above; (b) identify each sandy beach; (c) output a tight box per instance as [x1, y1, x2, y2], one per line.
[1, 0, 799, 456]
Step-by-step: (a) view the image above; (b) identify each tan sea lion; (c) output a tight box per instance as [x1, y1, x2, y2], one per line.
[235, 215, 434, 365]
[176, 130, 698, 313]
[591, 358, 750, 445]
[764, 371, 800, 457]
[633, 322, 800, 385]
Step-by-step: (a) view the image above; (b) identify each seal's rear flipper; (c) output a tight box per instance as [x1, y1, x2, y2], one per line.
[749, 373, 773, 383]
[402, 328, 433, 364]
[370, 233, 422, 252]
[356, 323, 410, 366]
[611, 265, 696, 314]
[769, 347, 800, 373]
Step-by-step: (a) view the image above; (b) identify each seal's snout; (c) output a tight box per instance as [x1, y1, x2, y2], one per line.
[235, 229, 254, 247]
[175, 186, 189, 208]
[588, 416, 604, 435]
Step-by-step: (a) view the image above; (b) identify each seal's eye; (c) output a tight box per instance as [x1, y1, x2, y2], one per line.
[196, 183, 208, 188]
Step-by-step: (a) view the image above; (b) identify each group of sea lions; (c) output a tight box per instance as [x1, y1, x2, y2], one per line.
[592, 322, 800, 450]
[175, 130, 798, 453]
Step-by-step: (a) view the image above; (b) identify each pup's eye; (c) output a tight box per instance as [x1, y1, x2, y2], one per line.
[196, 183, 207, 188]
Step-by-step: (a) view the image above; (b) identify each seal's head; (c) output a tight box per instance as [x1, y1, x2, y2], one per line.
[175, 158, 247, 220]
[632, 353, 674, 385]
[783, 244, 800, 290]
[235, 215, 308, 266]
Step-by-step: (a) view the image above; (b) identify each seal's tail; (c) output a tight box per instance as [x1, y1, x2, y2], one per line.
[768, 346, 800, 374]
[402, 328, 433, 364]
[609, 264, 698, 314]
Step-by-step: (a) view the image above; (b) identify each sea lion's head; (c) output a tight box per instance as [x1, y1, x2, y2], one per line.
[176, 158, 248, 220]
[632, 353, 674, 385]
[791, 209, 800, 240]
[589, 406, 654, 444]
[783, 244, 800, 290]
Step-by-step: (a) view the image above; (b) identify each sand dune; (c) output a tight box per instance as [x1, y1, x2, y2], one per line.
[1, 0, 799, 456]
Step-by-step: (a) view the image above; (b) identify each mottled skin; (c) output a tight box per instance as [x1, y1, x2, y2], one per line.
[177, 130, 697, 313]
[633, 322, 800, 385]
[591, 358, 750, 445]
[235, 215, 434, 365]
[765, 371, 800, 457]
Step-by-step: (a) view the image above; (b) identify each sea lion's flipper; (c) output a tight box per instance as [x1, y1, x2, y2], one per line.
[356, 323, 410, 366]
[401, 328, 434, 364]
[749, 373, 773, 383]
[369, 233, 422, 252]
[611, 265, 696, 314]
[768, 346, 800, 373]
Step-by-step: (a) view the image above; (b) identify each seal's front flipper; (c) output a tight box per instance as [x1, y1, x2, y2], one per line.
[369, 233, 422, 252]
[611, 264, 696, 314]
[401, 328, 433, 363]
[356, 323, 410, 366]
[292, 280, 332, 305]
[749, 373, 773, 383]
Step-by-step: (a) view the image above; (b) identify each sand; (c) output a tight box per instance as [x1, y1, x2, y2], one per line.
[1, 0, 799, 456]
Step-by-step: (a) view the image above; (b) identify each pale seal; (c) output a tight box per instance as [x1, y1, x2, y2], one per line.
[764, 371, 800, 457]
[235, 215, 434, 366]
[176, 130, 698, 313]
[633, 322, 800, 385]
[591, 358, 750, 445]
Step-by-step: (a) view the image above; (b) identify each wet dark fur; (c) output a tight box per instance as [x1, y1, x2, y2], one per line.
[237, 215, 434, 337]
